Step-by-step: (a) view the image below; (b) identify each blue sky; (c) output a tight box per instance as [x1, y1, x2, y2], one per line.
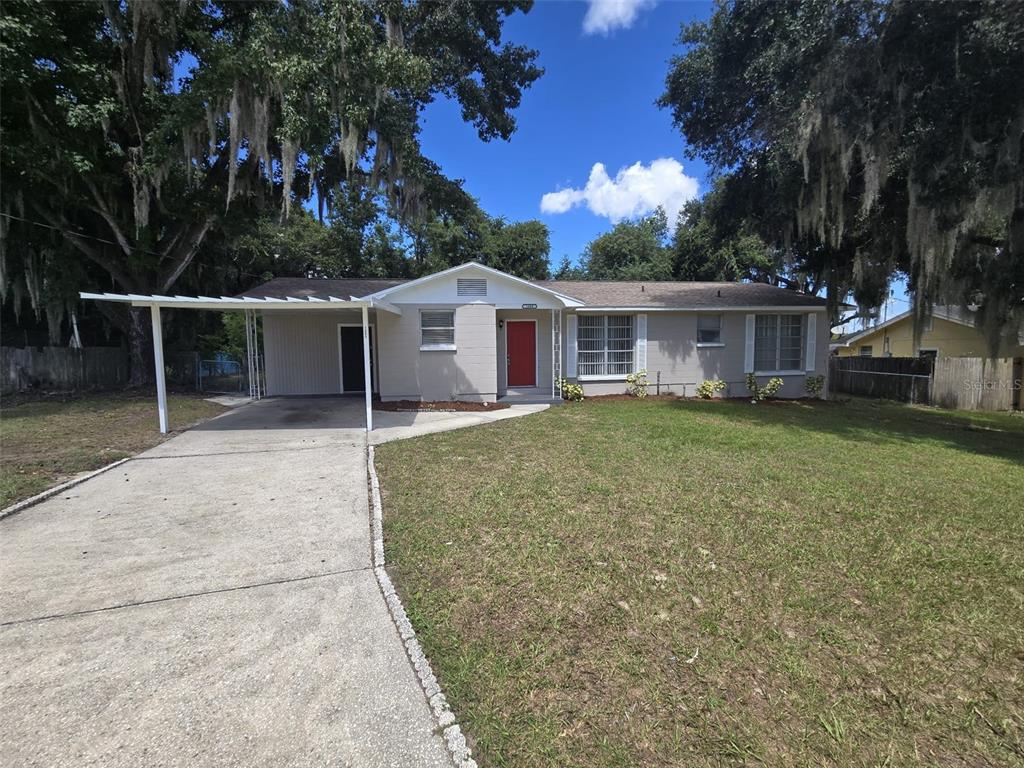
[418, 0, 713, 267]
[417, 0, 911, 326]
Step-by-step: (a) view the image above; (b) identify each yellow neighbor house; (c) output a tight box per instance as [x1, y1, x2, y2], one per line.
[832, 307, 1024, 359]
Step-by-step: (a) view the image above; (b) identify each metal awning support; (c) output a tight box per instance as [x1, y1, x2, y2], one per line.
[244, 309, 263, 401]
[362, 306, 373, 432]
[150, 305, 169, 434]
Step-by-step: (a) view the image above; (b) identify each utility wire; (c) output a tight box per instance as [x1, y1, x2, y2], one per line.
[0, 211, 268, 282]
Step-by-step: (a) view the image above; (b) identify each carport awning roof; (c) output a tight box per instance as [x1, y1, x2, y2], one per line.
[78, 292, 402, 314]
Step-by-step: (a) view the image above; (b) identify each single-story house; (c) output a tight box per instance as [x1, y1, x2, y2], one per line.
[831, 306, 1024, 359]
[82, 262, 830, 432]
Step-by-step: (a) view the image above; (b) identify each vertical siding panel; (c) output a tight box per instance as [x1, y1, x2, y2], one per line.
[262, 310, 361, 395]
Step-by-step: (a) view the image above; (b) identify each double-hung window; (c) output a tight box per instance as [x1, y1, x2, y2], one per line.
[578, 315, 634, 376]
[697, 314, 722, 345]
[754, 314, 804, 371]
[420, 310, 455, 349]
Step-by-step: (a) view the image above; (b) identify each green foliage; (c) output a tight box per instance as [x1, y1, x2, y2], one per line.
[0, 0, 542, 372]
[804, 375, 825, 398]
[557, 378, 584, 402]
[746, 373, 783, 402]
[481, 219, 550, 280]
[581, 209, 672, 281]
[696, 379, 728, 399]
[671, 177, 791, 285]
[198, 313, 249, 361]
[625, 370, 649, 398]
[409, 194, 550, 279]
[551, 256, 587, 280]
[660, 0, 1024, 346]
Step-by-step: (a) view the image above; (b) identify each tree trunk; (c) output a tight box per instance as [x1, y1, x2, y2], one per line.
[127, 306, 153, 387]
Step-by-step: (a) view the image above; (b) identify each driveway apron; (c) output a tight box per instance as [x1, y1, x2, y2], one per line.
[0, 398, 452, 768]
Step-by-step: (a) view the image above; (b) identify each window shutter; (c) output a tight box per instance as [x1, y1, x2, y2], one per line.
[744, 314, 755, 373]
[636, 314, 647, 371]
[567, 314, 578, 377]
[805, 313, 817, 372]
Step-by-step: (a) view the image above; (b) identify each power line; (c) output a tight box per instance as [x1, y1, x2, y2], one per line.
[0, 211, 267, 282]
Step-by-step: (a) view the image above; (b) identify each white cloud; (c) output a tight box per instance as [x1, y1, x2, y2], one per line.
[540, 158, 699, 230]
[582, 0, 658, 36]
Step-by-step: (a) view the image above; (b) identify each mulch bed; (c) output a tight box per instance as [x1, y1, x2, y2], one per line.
[374, 400, 511, 412]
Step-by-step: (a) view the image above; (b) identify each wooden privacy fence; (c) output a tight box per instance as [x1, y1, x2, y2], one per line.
[828, 356, 935, 404]
[2, 346, 202, 393]
[828, 355, 1023, 410]
[931, 356, 1023, 411]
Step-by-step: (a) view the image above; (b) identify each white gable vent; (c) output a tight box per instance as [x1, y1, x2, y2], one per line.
[457, 277, 487, 297]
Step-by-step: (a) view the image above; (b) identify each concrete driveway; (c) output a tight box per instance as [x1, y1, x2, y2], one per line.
[0, 398, 452, 767]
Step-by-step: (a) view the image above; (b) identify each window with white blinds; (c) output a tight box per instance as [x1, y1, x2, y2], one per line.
[577, 315, 634, 376]
[420, 310, 455, 347]
[754, 314, 803, 371]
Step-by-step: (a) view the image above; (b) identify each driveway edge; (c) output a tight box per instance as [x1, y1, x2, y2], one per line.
[0, 458, 132, 521]
[367, 445, 477, 768]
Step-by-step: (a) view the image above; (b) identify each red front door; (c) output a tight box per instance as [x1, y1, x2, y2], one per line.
[506, 321, 536, 387]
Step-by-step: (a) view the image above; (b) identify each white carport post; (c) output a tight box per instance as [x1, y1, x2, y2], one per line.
[150, 304, 169, 434]
[361, 305, 373, 432]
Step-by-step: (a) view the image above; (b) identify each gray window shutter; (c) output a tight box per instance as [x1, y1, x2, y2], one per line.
[744, 314, 755, 373]
[567, 314, 578, 377]
[636, 313, 647, 371]
[805, 313, 817, 372]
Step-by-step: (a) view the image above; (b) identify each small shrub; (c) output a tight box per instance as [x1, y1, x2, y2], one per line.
[557, 377, 584, 402]
[804, 375, 825, 397]
[625, 369, 649, 398]
[696, 379, 727, 399]
[746, 373, 784, 402]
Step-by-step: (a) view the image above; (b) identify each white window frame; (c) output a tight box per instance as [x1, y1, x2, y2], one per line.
[420, 309, 456, 351]
[754, 314, 805, 374]
[859, 345, 873, 357]
[696, 314, 724, 347]
[577, 314, 634, 379]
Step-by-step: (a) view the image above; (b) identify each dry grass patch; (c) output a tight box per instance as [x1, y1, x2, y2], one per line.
[376, 398, 1024, 767]
[0, 392, 228, 507]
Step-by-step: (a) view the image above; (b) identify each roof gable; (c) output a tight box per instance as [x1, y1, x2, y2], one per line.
[364, 262, 583, 308]
[833, 307, 978, 347]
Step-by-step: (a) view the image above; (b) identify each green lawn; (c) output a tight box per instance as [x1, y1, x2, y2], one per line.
[0, 392, 228, 508]
[376, 398, 1024, 767]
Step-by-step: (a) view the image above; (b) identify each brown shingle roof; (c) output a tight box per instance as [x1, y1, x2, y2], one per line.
[537, 280, 827, 308]
[238, 276, 827, 308]
[238, 277, 408, 300]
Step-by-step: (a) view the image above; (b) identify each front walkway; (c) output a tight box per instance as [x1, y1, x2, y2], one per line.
[0, 398, 453, 767]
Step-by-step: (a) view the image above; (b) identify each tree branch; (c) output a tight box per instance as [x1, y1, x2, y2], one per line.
[158, 215, 215, 293]
[83, 178, 136, 257]
[31, 203, 138, 291]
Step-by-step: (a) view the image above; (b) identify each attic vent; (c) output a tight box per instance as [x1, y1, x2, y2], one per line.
[457, 278, 487, 297]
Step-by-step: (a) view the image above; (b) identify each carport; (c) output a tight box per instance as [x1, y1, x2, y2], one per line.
[79, 290, 402, 433]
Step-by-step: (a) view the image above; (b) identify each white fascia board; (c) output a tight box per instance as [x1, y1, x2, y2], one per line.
[573, 305, 829, 313]
[361, 261, 585, 308]
[364, 297, 402, 315]
[79, 291, 373, 312]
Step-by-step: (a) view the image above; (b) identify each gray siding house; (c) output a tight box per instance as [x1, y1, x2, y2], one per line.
[244, 262, 830, 402]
